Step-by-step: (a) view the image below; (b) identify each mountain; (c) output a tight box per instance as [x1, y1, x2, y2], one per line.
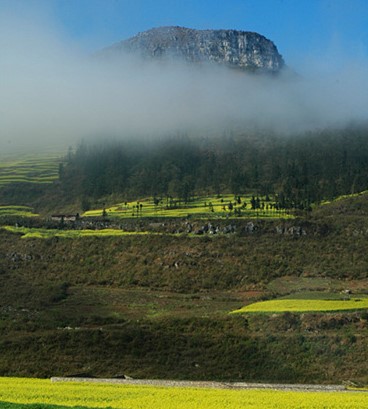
[101, 26, 285, 73]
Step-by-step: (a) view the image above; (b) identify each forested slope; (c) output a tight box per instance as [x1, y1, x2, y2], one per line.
[57, 126, 368, 211]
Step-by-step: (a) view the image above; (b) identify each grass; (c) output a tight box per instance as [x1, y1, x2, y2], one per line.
[0, 377, 367, 409]
[84, 194, 293, 220]
[42, 285, 251, 321]
[320, 190, 368, 206]
[267, 276, 368, 298]
[232, 298, 368, 314]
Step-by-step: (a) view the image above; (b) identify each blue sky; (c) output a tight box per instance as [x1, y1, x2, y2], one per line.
[1, 0, 368, 68]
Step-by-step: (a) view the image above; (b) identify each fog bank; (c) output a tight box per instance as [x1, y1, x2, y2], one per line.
[1, 14, 368, 152]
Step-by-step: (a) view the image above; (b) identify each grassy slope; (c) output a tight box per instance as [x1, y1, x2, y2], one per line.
[0, 204, 368, 383]
[1, 224, 368, 290]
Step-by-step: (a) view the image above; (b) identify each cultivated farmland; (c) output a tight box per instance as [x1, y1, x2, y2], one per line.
[0, 206, 38, 218]
[83, 194, 291, 219]
[232, 298, 368, 314]
[0, 377, 367, 409]
[2, 226, 159, 239]
[0, 152, 62, 186]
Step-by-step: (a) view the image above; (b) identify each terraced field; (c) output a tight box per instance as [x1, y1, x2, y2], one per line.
[0, 206, 38, 218]
[0, 152, 62, 186]
[84, 194, 291, 219]
[0, 377, 367, 409]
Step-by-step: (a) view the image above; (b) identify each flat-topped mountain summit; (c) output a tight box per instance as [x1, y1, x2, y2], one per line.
[102, 26, 285, 73]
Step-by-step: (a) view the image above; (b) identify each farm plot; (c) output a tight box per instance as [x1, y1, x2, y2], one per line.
[84, 194, 292, 219]
[0, 153, 62, 186]
[232, 298, 368, 314]
[2, 226, 159, 239]
[0, 206, 38, 218]
[0, 377, 367, 409]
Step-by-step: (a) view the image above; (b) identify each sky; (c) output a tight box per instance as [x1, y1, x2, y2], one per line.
[1, 0, 368, 68]
[0, 0, 368, 151]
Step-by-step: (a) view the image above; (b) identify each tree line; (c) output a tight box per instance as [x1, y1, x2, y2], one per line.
[59, 126, 368, 210]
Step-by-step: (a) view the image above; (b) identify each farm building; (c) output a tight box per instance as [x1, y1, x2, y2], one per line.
[50, 214, 79, 222]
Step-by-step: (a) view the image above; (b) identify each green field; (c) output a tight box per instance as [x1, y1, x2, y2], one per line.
[319, 190, 368, 207]
[0, 378, 367, 409]
[0, 153, 62, 186]
[0, 206, 38, 218]
[84, 194, 292, 219]
[232, 298, 368, 314]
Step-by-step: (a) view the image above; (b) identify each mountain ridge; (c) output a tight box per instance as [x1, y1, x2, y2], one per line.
[101, 26, 285, 73]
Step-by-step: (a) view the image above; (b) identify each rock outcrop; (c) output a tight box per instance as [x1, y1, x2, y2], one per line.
[102, 26, 285, 73]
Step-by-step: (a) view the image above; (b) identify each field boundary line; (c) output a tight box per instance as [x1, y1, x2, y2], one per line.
[50, 377, 362, 393]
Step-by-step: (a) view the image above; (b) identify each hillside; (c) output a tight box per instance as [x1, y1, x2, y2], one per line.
[0, 126, 368, 384]
[30, 126, 368, 214]
[0, 192, 367, 383]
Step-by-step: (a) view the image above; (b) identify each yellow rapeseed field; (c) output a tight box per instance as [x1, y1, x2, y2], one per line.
[83, 194, 291, 219]
[2, 226, 158, 238]
[232, 298, 368, 314]
[0, 377, 367, 409]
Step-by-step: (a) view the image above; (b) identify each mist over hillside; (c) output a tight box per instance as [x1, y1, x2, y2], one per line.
[1, 12, 368, 153]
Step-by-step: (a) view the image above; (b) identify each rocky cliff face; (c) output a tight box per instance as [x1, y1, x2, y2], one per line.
[103, 26, 285, 73]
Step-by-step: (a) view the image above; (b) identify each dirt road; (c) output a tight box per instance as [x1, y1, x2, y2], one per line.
[51, 377, 365, 393]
